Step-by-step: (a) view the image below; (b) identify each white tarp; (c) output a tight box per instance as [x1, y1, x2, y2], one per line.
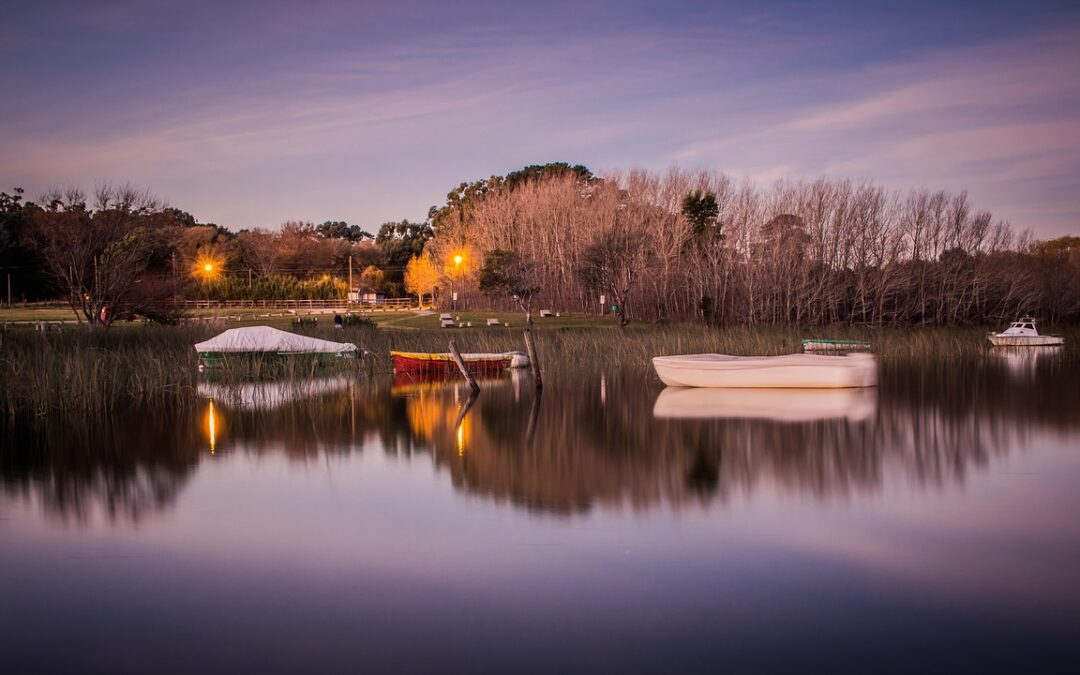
[194, 326, 357, 355]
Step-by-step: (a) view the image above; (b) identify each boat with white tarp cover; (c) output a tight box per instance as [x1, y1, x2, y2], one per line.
[652, 353, 877, 389]
[195, 326, 360, 370]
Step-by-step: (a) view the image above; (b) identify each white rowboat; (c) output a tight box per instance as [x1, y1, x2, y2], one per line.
[651, 353, 877, 389]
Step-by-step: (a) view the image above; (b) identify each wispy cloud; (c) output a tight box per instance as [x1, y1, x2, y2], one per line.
[671, 25, 1080, 235]
[2, 2, 1078, 235]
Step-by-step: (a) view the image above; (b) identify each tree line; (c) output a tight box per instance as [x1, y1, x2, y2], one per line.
[425, 165, 1079, 326]
[0, 185, 432, 325]
[3, 162, 1077, 327]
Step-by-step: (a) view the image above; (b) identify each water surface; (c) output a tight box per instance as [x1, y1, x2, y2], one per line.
[2, 349, 1078, 673]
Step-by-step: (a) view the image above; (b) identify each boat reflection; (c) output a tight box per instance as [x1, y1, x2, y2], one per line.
[653, 386, 877, 422]
[989, 345, 1064, 377]
[198, 375, 353, 411]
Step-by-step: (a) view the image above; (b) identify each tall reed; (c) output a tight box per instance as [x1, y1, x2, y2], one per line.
[2, 322, 1076, 414]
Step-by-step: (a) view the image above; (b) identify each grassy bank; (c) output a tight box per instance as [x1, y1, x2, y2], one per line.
[1, 318, 1077, 414]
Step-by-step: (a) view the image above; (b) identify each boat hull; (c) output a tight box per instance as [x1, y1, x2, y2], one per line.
[802, 339, 871, 351]
[197, 351, 356, 372]
[652, 353, 877, 389]
[987, 335, 1064, 347]
[391, 351, 528, 374]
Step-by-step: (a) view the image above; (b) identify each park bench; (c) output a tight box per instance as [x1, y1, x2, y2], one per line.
[539, 309, 554, 318]
[486, 318, 500, 326]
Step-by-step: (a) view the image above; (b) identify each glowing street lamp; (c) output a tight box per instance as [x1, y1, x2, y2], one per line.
[194, 253, 223, 306]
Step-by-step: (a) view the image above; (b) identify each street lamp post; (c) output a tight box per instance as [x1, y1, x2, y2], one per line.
[452, 254, 463, 311]
[202, 263, 214, 306]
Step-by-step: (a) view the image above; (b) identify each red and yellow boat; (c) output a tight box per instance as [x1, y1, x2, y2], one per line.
[391, 350, 530, 374]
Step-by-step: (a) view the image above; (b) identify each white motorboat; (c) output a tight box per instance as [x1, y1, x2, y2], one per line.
[653, 386, 877, 422]
[987, 318, 1064, 347]
[651, 353, 877, 388]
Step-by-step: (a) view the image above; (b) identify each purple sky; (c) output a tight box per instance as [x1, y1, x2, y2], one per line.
[2, 0, 1078, 237]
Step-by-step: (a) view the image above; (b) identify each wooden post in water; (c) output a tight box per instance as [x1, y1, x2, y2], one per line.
[448, 339, 480, 394]
[523, 329, 542, 390]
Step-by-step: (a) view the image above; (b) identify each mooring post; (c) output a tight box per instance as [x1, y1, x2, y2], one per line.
[448, 339, 480, 394]
[523, 329, 542, 390]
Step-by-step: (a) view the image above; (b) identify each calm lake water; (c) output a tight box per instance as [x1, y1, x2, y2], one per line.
[2, 348, 1078, 673]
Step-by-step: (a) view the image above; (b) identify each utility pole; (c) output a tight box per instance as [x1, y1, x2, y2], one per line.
[348, 255, 353, 306]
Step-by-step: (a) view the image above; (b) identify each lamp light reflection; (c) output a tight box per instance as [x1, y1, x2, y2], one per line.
[207, 400, 217, 454]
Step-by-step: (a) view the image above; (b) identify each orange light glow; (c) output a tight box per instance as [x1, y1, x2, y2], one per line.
[194, 251, 224, 280]
[205, 400, 220, 454]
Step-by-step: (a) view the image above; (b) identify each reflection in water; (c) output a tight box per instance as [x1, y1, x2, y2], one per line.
[2, 352, 1079, 523]
[653, 386, 877, 422]
[990, 344, 1063, 377]
[0, 411, 201, 524]
[206, 399, 217, 454]
[197, 375, 353, 410]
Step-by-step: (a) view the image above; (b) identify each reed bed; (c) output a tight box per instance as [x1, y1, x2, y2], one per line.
[1, 321, 1076, 414]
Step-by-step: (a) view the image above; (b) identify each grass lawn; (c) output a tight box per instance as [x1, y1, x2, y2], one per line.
[0, 304, 616, 331]
[0, 306, 78, 322]
[369, 310, 616, 330]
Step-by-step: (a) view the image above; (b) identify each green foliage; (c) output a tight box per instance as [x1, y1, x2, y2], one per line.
[428, 162, 595, 237]
[376, 220, 434, 277]
[204, 274, 348, 301]
[681, 190, 720, 239]
[502, 163, 593, 191]
[0, 188, 50, 301]
[479, 249, 539, 299]
[317, 220, 374, 242]
[342, 313, 374, 327]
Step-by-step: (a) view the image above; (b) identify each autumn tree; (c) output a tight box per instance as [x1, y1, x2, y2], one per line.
[478, 249, 540, 325]
[358, 264, 385, 291]
[404, 254, 439, 306]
